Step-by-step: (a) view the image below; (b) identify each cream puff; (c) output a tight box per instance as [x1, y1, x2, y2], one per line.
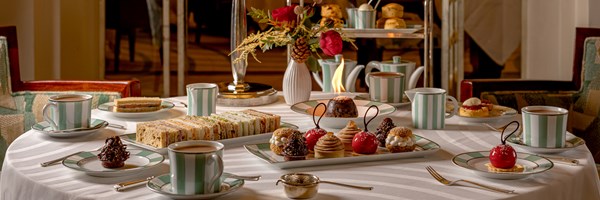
[336, 121, 362, 151]
[270, 128, 297, 155]
[385, 127, 416, 153]
[459, 97, 490, 117]
[314, 132, 345, 159]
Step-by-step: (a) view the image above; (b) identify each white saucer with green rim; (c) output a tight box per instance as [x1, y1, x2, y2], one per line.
[147, 173, 245, 200]
[62, 149, 164, 177]
[507, 133, 585, 154]
[97, 101, 175, 118]
[354, 93, 411, 107]
[455, 105, 518, 123]
[291, 99, 396, 129]
[32, 118, 108, 138]
[452, 151, 553, 180]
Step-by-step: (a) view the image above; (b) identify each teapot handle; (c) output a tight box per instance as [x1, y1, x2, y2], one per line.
[407, 66, 425, 90]
[312, 72, 324, 89]
[345, 65, 364, 92]
[364, 61, 381, 87]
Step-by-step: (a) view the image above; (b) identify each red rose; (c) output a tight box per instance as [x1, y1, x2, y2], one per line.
[319, 30, 343, 56]
[272, 5, 297, 24]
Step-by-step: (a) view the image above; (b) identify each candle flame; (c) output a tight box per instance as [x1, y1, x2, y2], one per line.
[331, 59, 346, 93]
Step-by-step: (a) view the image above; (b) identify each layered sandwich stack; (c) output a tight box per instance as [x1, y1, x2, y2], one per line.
[136, 109, 281, 148]
[114, 97, 162, 112]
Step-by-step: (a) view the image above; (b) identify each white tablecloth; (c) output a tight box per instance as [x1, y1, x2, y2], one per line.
[2, 93, 600, 200]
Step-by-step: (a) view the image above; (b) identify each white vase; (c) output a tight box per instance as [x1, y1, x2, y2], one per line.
[283, 60, 312, 105]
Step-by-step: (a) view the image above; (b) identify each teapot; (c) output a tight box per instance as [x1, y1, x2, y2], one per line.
[314, 54, 364, 92]
[365, 56, 424, 90]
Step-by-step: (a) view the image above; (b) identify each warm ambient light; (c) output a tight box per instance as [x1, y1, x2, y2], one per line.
[331, 58, 346, 93]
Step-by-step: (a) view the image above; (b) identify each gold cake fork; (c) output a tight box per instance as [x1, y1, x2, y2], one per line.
[425, 166, 515, 194]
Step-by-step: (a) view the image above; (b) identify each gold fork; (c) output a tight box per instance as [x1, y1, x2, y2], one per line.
[425, 166, 516, 194]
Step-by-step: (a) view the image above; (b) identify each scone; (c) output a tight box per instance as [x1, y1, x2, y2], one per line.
[485, 163, 525, 172]
[382, 3, 404, 19]
[314, 132, 345, 159]
[384, 18, 406, 29]
[337, 121, 362, 151]
[385, 127, 416, 153]
[321, 4, 343, 19]
[459, 97, 490, 117]
[270, 128, 297, 155]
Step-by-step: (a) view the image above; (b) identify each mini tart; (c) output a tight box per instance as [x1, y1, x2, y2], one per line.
[314, 132, 345, 159]
[385, 127, 416, 153]
[270, 128, 297, 156]
[485, 163, 525, 173]
[337, 121, 362, 151]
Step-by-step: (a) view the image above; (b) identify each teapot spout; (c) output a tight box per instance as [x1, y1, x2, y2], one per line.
[345, 65, 364, 92]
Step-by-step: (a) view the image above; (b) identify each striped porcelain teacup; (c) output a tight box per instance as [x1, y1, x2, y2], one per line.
[42, 94, 93, 131]
[187, 83, 218, 116]
[405, 88, 459, 130]
[168, 140, 224, 195]
[522, 106, 568, 148]
[367, 72, 405, 103]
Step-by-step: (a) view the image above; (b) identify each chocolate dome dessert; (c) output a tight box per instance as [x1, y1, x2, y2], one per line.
[282, 131, 309, 161]
[97, 136, 130, 168]
[324, 96, 358, 118]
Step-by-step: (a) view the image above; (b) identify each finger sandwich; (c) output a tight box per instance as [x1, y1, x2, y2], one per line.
[114, 97, 162, 112]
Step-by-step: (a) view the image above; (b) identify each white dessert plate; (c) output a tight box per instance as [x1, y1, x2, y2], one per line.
[291, 99, 396, 129]
[244, 134, 440, 169]
[354, 94, 410, 107]
[120, 122, 298, 154]
[147, 174, 244, 200]
[97, 101, 175, 118]
[456, 105, 517, 123]
[507, 132, 585, 154]
[62, 149, 164, 177]
[32, 119, 108, 138]
[452, 151, 553, 180]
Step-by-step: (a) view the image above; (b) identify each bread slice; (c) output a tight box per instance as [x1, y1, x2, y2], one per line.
[242, 109, 281, 132]
[136, 121, 180, 148]
[114, 97, 162, 113]
[210, 115, 240, 139]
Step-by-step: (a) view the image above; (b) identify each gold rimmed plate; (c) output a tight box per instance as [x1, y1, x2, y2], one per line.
[147, 174, 244, 199]
[62, 149, 164, 177]
[97, 101, 175, 118]
[456, 105, 518, 123]
[452, 151, 553, 180]
[507, 132, 585, 154]
[290, 99, 396, 129]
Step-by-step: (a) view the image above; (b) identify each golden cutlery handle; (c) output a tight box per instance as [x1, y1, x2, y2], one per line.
[114, 176, 155, 192]
[460, 179, 515, 194]
[40, 151, 83, 167]
[319, 180, 373, 190]
[545, 156, 580, 166]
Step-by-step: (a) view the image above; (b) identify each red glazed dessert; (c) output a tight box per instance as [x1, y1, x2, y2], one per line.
[351, 105, 380, 155]
[487, 121, 524, 172]
[305, 103, 328, 152]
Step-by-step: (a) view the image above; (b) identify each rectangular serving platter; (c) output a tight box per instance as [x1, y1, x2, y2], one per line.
[120, 122, 298, 154]
[244, 135, 440, 169]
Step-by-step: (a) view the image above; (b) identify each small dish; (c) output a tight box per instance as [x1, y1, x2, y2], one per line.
[354, 94, 410, 107]
[32, 119, 108, 138]
[245, 134, 440, 169]
[456, 105, 518, 123]
[507, 132, 585, 154]
[97, 101, 175, 118]
[290, 99, 396, 129]
[452, 151, 553, 180]
[147, 173, 244, 200]
[62, 149, 164, 177]
[120, 122, 299, 154]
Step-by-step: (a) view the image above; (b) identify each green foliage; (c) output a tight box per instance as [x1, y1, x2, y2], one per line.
[306, 56, 319, 72]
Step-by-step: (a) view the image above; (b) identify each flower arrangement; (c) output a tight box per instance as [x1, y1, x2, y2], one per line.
[230, 1, 355, 71]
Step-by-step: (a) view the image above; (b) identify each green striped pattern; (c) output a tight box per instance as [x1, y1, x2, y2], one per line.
[368, 73, 405, 103]
[187, 83, 218, 116]
[452, 151, 554, 174]
[291, 99, 395, 116]
[320, 63, 336, 93]
[43, 95, 92, 130]
[522, 107, 568, 148]
[356, 10, 375, 29]
[147, 173, 245, 198]
[316, 56, 359, 92]
[412, 92, 445, 129]
[365, 57, 416, 88]
[169, 142, 224, 195]
[62, 149, 164, 172]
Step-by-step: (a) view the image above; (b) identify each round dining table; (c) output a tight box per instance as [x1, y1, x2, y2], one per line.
[2, 92, 600, 200]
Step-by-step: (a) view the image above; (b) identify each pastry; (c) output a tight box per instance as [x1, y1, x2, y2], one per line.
[382, 3, 404, 19]
[385, 127, 416, 153]
[375, 118, 396, 147]
[384, 18, 406, 29]
[135, 110, 281, 148]
[270, 128, 297, 155]
[459, 97, 490, 117]
[113, 97, 162, 112]
[337, 121, 362, 151]
[320, 4, 344, 28]
[314, 132, 345, 159]
[97, 136, 130, 168]
[485, 163, 524, 172]
[282, 131, 309, 161]
[325, 96, 358, 118]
